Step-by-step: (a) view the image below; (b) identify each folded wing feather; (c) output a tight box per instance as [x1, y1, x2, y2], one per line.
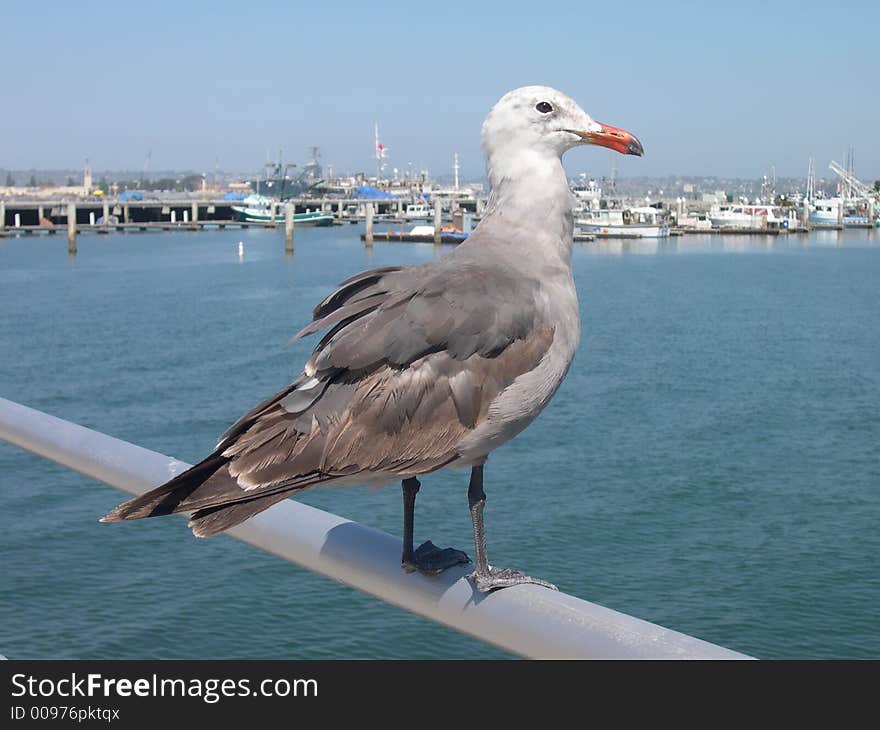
[102, 261, 554, 534]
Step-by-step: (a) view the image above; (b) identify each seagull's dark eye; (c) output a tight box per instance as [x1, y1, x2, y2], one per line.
[536, 101, 553, 114]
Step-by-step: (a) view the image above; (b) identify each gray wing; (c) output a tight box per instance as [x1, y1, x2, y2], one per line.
[217, 258, 553, 477]
[106, 261, 554, 532]
[220, 259, 549, 445]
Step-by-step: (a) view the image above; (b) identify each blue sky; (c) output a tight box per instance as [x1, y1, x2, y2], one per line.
[3, 0, 878, 180]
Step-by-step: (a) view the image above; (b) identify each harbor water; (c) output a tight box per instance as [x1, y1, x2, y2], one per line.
[1, 226, 878, 659]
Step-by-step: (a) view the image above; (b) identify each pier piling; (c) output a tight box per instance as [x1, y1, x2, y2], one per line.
[802, 199, 811, 232]
[102, 201, 110, 228]
[0, 201, 5, 232]
[365, 203, 374, 246]
[285, 202, 294, 253]
[191, 202, 198, 225]
[67, 202, 77, 253]
[433, 198, 442, 245]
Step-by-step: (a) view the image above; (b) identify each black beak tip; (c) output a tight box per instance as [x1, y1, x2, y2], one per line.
[628, 136, 645, 157]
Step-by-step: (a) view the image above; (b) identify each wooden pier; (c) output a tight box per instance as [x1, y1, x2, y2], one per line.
[1, 195, 872, 244]
[0, 196, 483, 228]
[0, 220, 283, 238]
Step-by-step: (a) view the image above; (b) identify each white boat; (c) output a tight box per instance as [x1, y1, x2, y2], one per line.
[404, 203, 432, 218]
[575, 206, 670, 238]
[231, 195, 334, 226]
[809, 198, 840, 226]
[677, 211, 713, 230]
[809, 197, 877, 227]
[709, 204, 788, 229]
[570, 176, 603, 207]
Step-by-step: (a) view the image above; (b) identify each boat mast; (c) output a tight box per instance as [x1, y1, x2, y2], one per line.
[277, 149, 283, 199]
[806, 157, 814, 205]
[845, 147, 855, 203]
[374, 123, 387, 180]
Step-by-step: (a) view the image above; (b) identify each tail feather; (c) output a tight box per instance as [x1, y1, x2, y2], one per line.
[188, 491, 296, 537]
[100, 454, 228, 522]
[102, 451, 326, 537]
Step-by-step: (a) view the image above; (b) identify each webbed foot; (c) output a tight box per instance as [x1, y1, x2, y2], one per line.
[469, 566, 557, 593]
[402, 540, 470, 575]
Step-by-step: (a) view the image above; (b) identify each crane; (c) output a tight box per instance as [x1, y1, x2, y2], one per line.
[828, 160, 874, 200]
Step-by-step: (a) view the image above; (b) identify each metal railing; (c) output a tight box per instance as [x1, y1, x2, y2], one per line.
[0, 396, 752, 659]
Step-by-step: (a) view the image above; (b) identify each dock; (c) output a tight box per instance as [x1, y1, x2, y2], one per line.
[1, 195, 874, 245]
[0, 196, 482, 243]
[0, 221, 281, 237]
[673, 226, 784, 236]
[0, 196, 484, 228]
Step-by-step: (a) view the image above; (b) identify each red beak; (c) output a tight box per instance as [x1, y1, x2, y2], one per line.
[570, 122, 644, 156]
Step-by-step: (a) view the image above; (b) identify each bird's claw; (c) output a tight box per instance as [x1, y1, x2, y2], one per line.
[469, 566, 558, 593]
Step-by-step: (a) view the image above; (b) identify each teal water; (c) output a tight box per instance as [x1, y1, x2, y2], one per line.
[1, 226, 878, 659]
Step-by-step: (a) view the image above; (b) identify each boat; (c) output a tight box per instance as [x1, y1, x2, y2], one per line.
[809, 197, 877, 227]
[404, 203, 432, 218]
[408, 224, 469, 242]
[575, 206, 670, 238]
[570, 176, 603, 207]
[231, 195, 334, 226]
[709, 203, 788, 229]
[676, 210, 713, 231]
[360, 224, 468, 243]
[808, 198, 840, 226]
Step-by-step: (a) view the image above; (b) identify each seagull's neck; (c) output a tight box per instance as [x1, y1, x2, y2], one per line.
[478, 148, 574, 266]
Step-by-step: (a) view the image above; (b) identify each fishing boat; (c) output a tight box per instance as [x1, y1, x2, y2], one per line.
[231, 195, 334, 226]
[575, 206, 670, 238]
[709, 203, 788, 229]
[570, 176, 603, 207]
[808, 198, 841, 226]
[809, 197, 877, 227]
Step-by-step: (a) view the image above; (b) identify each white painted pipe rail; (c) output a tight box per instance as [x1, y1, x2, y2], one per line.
[0, 397, 752, 659]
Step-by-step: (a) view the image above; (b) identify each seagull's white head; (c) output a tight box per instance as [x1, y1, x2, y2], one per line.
[481, 85, 644, 162]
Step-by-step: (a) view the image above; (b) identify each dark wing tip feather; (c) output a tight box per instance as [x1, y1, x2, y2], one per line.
[312, 265, 402, 319]
[100, 454, 228, 523]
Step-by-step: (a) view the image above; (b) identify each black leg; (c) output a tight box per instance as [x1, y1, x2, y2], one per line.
[399, 477, 470, 575]
[467, 464, 558, 593]
[401, 477, 419, 565]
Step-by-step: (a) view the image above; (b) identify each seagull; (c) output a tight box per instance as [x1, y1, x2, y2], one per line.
[102, 86, 643, 592]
